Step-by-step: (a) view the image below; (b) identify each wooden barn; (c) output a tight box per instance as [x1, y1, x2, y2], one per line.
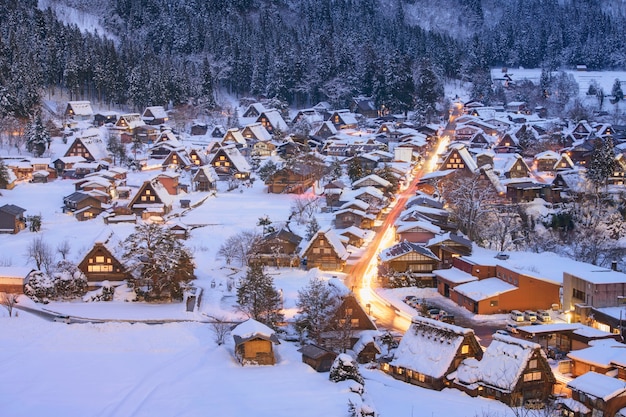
[300, 344, 337, 372]
[232, 319, 280, 366]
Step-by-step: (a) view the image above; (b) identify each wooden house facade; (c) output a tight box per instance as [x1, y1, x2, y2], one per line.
[300, 344, 338, 372]
[128, 180, 173, 218]
[300, 228, 349, 271]
[266, 165, 317, 194]
[565, 372, 626, 417]
[192, 165, 218, 192]
[78, 240, 129, 289]
[250, 228, 302, 268]
[0, 204, 26, 234]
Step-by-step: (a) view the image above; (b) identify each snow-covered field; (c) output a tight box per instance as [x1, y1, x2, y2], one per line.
[0, 158, 519, 416]
[0, 313, 512, 417]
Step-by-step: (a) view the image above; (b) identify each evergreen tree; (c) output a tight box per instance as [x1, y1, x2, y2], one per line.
[587, 136, 616, 192]
[348, 158, 365, 182]
[257, 160, 279, 182]
[122, 223, 195, 301]
[612, 79, 623, 102]
[305, 217, 320, 241]
[25, 114, 50, 157]
[106, 135, 127, 166]
[413, 59, 442, 124]
[296, 276, 340, 343]
[237, 264, 284, 329]
[201, 58, 216, 108]
[0, 159, 10, 189]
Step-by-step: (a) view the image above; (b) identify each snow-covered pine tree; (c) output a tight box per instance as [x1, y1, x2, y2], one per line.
[25, 114, 50, 157]
[413, 59, 442, 124]
[0, 159, 10, 189]
[612, 79, 623, 102]
[122, 223, 195, 301]
[295, 276, 340, 343]
[236, 264, 284, 329]
[586, 135, 616, 192]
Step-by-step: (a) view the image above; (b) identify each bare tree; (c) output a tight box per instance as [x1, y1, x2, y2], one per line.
[482, 205, 523, 252]
[56, 239, 71, 260]
[290, 195, 321, 224]
[441, 172, 499, 242]
[210, 317, 231, 346]
[26, 235, 54, 273]
[217, 230, 261, 267]
[0, 292, 18, 317]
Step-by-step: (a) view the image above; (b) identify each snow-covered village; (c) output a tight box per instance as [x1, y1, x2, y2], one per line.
[5, 1, 626, 417]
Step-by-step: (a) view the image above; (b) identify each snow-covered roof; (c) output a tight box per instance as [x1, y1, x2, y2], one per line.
[534, 150, 560, 160]
[242, 122, 272, 142]
[142, 106, 168, 120]
[257, 110, 288, 132]
[569, 268, 626, 285]
[299, 228, 349, 260]
[395, 221, 442, 235]
[456, 334, 540, 392]
[352, 174, 392, 189]
[378, 240, 439, 262]
[232, 318, 277, 341]
[335, 224, 365, 237]
[339, 199, 369, 211]
[567, 371, 626, 401]
[67, 101, 93, 116]
[452, 278, 517, 302]
[567, 339, 626, 368]
[351, 331, 381, 357]
[426, 232, 471, 249]
[391, 316, 475, 378]
[333, 208, 375, 220]
[433, 268, 478, 285]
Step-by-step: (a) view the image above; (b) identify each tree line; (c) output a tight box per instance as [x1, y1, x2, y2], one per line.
[3, 0, 626, 122]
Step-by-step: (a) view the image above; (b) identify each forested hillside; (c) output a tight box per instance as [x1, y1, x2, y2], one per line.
[3, 0, 626, 117]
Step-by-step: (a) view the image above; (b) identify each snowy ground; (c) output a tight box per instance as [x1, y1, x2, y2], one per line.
[0, 312, 513, 417]
[0, 162, 521, 416]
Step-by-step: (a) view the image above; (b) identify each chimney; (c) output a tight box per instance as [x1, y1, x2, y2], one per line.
[612, 261, 618, 271]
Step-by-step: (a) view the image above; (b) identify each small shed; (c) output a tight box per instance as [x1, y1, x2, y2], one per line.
[232, 319, 280, 366]
[300, 344, 337, 372]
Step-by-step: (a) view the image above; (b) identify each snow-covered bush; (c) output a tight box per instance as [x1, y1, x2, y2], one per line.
[51, 260, 87, 298]
[24, 271, 55, 303]
[348, 399, 376, 417]
[329, 353, 364, 385]
[83, 281, 114, 302]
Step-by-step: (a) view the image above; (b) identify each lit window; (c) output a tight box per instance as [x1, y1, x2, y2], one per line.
[96, 256, 105, 263]
[461, 345, 469, 354]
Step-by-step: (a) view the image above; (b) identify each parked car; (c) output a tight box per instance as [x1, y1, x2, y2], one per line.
[524, 310, 538, 322]
[428, 308, 441, 319]
[403, 295, 420, 309]
[510, 310, 524, 322]
[536, 310, 551, 322]
[505, 323, 520, 334]
[439, 314, 455, 325]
